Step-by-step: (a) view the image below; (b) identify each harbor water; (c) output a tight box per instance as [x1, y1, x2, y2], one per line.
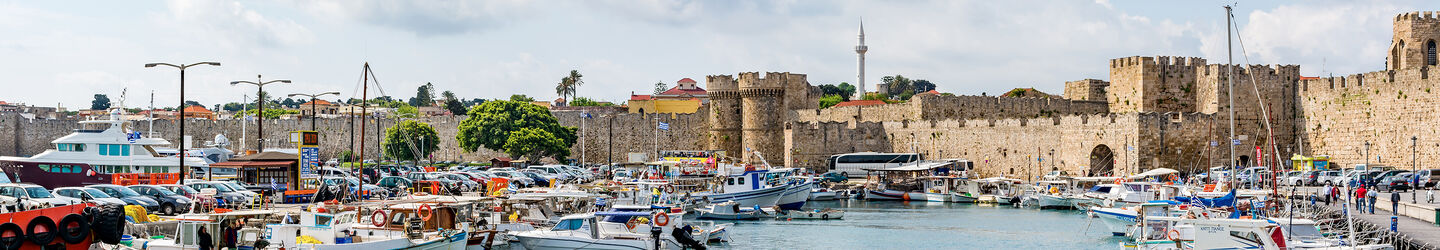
[722, 200, 1124, 249]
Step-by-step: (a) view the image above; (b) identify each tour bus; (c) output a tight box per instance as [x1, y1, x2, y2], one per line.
[826, 152, 921, 178]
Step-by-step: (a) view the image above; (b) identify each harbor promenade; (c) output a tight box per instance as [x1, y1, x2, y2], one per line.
[1296, 187, 1440, 248]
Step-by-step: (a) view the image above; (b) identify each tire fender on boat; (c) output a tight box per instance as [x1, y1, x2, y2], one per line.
[0, 222, 22, 249]
[371, 210, 389, 227]
[58, 214, 89, 244]
[27, 215, 57, 246]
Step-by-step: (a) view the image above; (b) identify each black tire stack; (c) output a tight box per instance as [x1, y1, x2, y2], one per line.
[90, 204, 125, 245]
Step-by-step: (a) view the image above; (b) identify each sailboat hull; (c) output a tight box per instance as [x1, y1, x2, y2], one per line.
[701, 185, 787, 208]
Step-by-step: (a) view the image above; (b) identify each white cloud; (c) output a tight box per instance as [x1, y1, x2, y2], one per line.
[160, 0, 315, 48]
[1225, 2, 1408, 75]
[295, 0, 537, 37]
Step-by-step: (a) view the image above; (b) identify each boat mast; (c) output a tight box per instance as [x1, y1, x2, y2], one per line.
[1225, 5, 1237, 190]
[359, 63, 370, 180]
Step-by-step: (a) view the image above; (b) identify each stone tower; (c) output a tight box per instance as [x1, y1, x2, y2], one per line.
[1388, 11, 1440, 70]
[738, 72, 785, 164]
[707, 75, 742, 157]
[855, 20, 868, 100]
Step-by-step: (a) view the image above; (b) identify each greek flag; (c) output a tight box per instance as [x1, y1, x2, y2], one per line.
[657, 122, 670, 131]
[580, 112, 593, 119]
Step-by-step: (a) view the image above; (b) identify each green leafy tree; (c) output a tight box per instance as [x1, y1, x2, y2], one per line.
[509, 94, 535, 102]
[837, 82, 856, 99]
[456, 100, 577, 162]
[409, 82, 436, 107]
[912, 79, 936, 93]
[443, 99, 466, 115]
[502, 127, 569, 163]
[382, 120, 439, 161]
[819, 94, 844, 108]
[556, 77, 574, 104]
[338, 150, 356, 162]
[91, 94, 111, 110]
[569, 97, 611, 107]
[441, 91, 457, 102]
[394, 104, 419, 118]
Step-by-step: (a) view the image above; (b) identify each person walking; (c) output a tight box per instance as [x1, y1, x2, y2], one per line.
[1391, 190, 1402, 215]
[1323, 183, 1333, 206]
[1367, 187, 1379, 214]
[1355, 185, 1367, 211]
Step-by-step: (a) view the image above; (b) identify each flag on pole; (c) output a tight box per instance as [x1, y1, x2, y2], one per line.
[580, 112, 593, 119]
[657, 122, 670, 131]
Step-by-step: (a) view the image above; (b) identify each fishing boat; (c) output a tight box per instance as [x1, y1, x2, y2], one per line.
[776, 208, 843, 220]
[514, 212, 706, 250]
[697, 169, 786, 208]
[974, 177, 1022, 204]
[0, 109, 204, 189]
[769, 169, 813, 210]
[1035, 180, 1075, 209]
[808, 187, 837, 201]
[693, 201, 763, 220]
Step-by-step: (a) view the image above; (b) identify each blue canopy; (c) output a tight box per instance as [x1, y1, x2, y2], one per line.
[1172, 189, 1236, 208]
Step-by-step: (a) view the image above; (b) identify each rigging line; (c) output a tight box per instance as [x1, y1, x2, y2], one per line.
[365, 65, 390, 98]
[1229, 11, 1286, 170]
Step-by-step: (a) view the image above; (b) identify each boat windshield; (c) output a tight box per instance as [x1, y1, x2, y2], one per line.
[1284, 224, 1324, 240]
[551, 218, 587, 231]
[25, 187, 54, 198]
[83, 188, 113, 198]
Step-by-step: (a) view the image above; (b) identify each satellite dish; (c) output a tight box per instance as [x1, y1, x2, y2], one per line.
[214, 134, 231, 147]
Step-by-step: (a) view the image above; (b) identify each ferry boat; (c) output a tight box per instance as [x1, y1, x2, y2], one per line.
[0, 109, 204, 188]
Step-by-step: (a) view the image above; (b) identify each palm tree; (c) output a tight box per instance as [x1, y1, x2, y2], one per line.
[555, 77, 575, 105]
[567, 70, 584, 101]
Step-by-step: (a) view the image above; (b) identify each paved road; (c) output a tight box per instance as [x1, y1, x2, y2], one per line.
[1289, 186, 1440, 247]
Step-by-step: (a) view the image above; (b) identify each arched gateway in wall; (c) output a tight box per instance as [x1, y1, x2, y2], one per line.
[1089, 144, 1115, 177]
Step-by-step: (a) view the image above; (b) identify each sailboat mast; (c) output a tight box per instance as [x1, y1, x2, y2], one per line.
[359, 63, 370, 172]
[1225, 5, 1237, 188]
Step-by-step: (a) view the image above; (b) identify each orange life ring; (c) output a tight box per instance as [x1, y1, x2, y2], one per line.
[1114, 178, 1123, 185]
[371, 210, 388, 227]
[1166, 229, 1181, 241]
[665, 185, 677, 194]
[653, 212, 670, 227]
[418, 204, 434, 222]
[1169, 175, 1179, 181]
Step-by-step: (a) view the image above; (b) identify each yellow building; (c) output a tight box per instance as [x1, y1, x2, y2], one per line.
[628, 78, 707, 114]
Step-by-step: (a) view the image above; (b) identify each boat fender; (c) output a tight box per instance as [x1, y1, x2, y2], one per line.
[26, 215, 57, 246]
[58, 214, 89, 244]
[653, 212, 670, 227]
[371, 210, 389, 227]
[0, 222, 22, 249]
[822, 214, 830, 220]
[92, 204, 126, 245]
[418, 204, 434, 222]
[665, 185, 676, 194]
[1165, 229, 1181, 241]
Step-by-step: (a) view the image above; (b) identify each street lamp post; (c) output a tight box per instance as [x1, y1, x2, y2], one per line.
[231, 75, 292, 152]
[1414, 136, 1419, 203]
[288, 92, 341, 130]
[145, 62, 220, 185]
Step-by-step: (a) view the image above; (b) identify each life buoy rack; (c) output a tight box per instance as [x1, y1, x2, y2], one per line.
[1165, 229, 1181, 241]
[653, 212, 670, 227]
[372, 210, 389, 227]
[418, 204, 434, 222]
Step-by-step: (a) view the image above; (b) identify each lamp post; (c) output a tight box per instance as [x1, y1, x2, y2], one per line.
[1365, 141, 1371, 188]
[145, 61, 220, 185]
[1414, 136, 1419, 203]
[288, 92, 341, 130]
[231, 75, 292, 152]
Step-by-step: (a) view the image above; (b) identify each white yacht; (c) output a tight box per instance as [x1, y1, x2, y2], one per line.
[0, 109, 207, 188]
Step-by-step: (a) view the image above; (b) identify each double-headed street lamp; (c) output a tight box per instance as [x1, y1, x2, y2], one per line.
[231, 75, 291, 152]
[288, 92, 341, 130]
[145, 62, 220, 185]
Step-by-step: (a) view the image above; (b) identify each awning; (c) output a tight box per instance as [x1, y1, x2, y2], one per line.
[210, 160, 296, 168]
[1127, 168, 1178, 179]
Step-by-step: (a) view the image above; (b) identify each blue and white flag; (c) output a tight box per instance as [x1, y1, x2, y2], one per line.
[657, 122, 670, 131]
[127, 132, 141, 143]
[580, 112, 593, 119]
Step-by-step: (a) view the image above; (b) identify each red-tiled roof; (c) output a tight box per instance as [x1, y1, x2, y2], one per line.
[925, 90, 940, 94]
[832, 100, 887, 107]
[182, 105, 213, 113]
[678, 78, 696, 83]
[659, 86, 707, 96]
[300, 99, 335, 106]
[491, 157, 512, 162]
[630, 95, 653, 101]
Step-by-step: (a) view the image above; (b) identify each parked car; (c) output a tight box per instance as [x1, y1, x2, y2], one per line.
[88, 184, 161, 211]
[321, 176, 391, 199]
[1380, 173, 1415, 192]
[820, 172, 850, 183]
[1411, 169, 1440, 189]
[1373, 170, 1411, 188]
[53, 187, 127, 206]
[1316, 171, 1342, 186]
[436, 173, 481, 191]
[1300, 170, 1323, 186]
[405, 172, 470, 191]
[1278, 171, 1302, 186]
[487, 171, 535, 187]
[128, 185, 194, 215]
[159, 184, 218, 211]
[0, 184, 78, 210]
[375, 176, 414, 194]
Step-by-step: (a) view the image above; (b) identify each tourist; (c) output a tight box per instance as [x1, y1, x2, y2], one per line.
[197, 226, 213, 250]
[1355, 185, 1367, 211]
[1367, 188, 1378, 214]
[224, 219, 239, 249]
[1391, 190, 1401, 215]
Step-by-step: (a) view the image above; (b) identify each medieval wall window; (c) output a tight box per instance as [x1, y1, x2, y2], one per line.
[1429, 40, 1437, 66]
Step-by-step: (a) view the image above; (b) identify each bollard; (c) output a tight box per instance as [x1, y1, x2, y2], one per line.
[1391, 216, 1398, 232]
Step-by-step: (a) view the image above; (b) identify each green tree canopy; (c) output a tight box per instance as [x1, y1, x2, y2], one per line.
[409, 82, 436, 107]
[456, 100, 577, 162]
[569, 97, 612, 107]
[653, 81, 668, 95]
[819, 94, 844, 108]
[443, 98, 466, 115]
[509, 94, 535, 102]
[382, 120, 439, 161]
[91, 94, 111, 110]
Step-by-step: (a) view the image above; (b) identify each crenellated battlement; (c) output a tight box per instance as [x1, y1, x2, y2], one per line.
[1109, 56, 1207, 69]
[706, 75, 738, 91]
[1397, 11, 1440, 22]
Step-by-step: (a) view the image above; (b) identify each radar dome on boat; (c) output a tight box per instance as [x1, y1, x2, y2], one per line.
[214, 134, 230, 147]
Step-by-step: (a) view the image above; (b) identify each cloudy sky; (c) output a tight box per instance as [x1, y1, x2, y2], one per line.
[0, 0, 1434, 110]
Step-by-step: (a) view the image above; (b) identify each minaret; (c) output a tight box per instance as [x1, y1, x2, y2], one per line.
[854, 19, 868, 100]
